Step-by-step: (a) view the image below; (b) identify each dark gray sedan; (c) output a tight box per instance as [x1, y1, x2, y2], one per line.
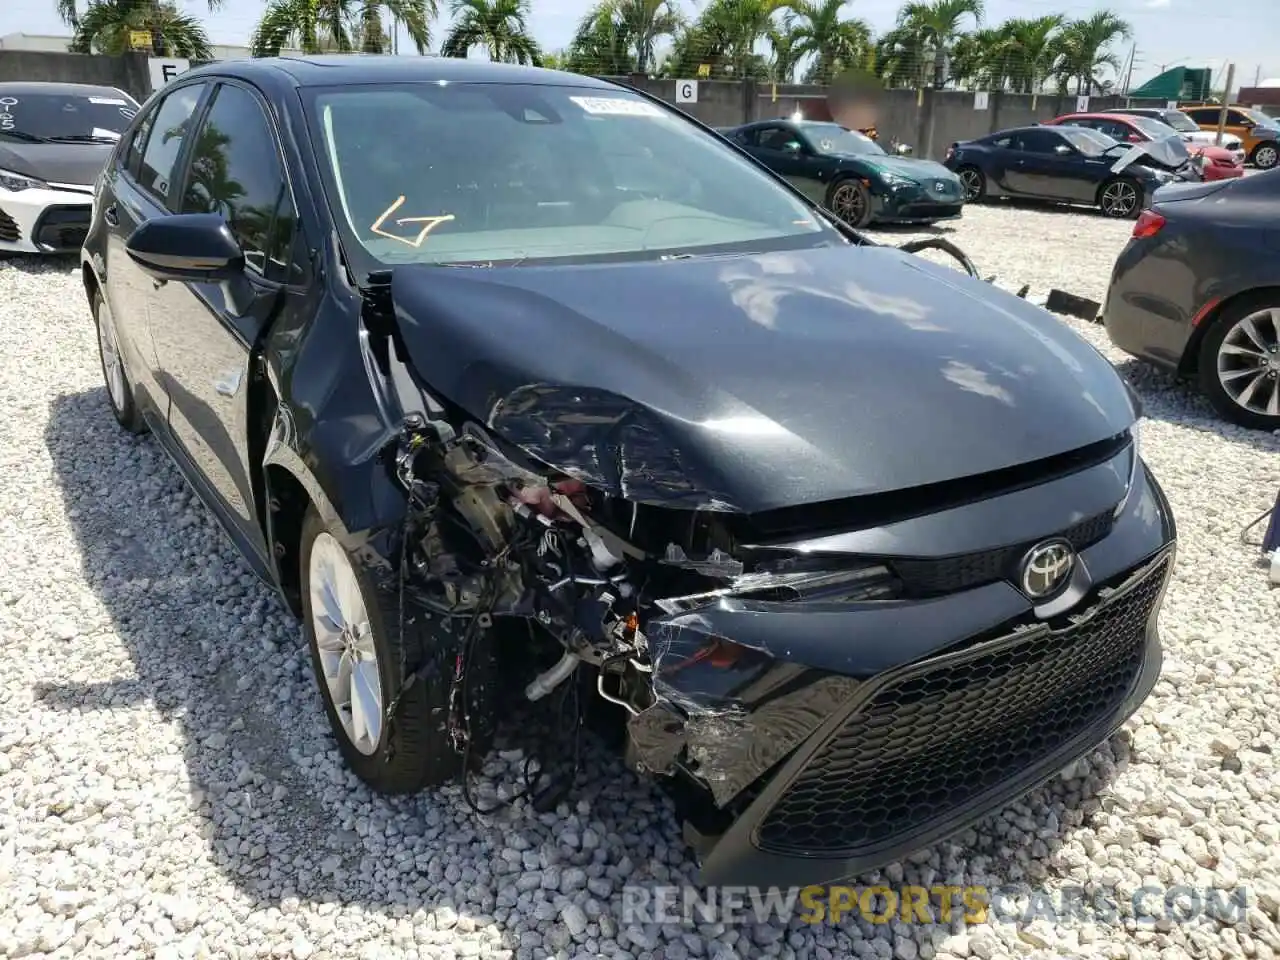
[1102, 170, 1280, 429]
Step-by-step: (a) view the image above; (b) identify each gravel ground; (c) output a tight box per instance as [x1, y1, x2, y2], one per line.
[2, 202, 1279, 960]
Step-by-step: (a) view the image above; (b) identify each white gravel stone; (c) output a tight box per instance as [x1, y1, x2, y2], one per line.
[2, 200, 1279, 959]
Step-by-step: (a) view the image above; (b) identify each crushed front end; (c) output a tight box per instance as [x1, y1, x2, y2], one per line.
[383, 364, 1174, 886]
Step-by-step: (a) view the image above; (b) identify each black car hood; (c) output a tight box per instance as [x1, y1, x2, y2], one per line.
[0, 141, 115, 186]
[390, 245, 1136, 514]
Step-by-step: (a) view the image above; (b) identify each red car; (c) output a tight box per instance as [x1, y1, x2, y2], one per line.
[1046, 113, 1244, 181]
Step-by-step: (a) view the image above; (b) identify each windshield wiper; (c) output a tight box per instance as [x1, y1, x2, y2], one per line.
[45, 134, 118, 144]
[0, 130, 51, 143]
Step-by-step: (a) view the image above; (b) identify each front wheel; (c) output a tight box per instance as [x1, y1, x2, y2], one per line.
[1251, 142, 1279, 170]
[826, 178, 873, 228]
[957, 165, 986, 202]
[1198, 296, 1280, 431]
[92, 288, 145, 434]
[1098, 178, 1143, 219]
[300, 507, 461, 793]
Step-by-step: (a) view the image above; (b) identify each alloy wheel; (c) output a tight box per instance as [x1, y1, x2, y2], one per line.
[1216, 307, 1280, 418]
[96, 297, 127, 413]
[1254, 144, 1278, 170]
[829, 182, 865, 224]
[309, 531, 384, 756]
[1100, 181, 1138, 218]
[959, 169, 982, 201]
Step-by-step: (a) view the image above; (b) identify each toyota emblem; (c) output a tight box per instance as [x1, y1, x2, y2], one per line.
[1020, 540, 1075, 599]
[934, 180, 946, 192]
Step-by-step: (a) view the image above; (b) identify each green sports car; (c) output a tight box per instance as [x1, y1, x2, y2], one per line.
[718, 119, 966, 228]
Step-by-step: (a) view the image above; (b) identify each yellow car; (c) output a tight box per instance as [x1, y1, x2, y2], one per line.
[1179, 104, 1280, 169]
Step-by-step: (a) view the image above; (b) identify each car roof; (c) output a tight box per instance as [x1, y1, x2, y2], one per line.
[0, 80, 134, 101]
[1054, 112, 1136, 121]
[181, 55, 618, 91]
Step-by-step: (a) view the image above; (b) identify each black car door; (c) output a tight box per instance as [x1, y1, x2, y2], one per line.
[100, 80, 211, 423]
[744, 125, 828, 203]
[1008, 129, 1097, 202]
[146, 79, 304, 565]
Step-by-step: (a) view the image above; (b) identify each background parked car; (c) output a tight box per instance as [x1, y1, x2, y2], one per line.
[0, 81, 139, 255]
[1102, 169, 1280, 430]
[721, 119, 965, 227]
[1179, 104, 1280, 170]
[945, 125, 1184, 218]
[1109, 107, 1245, 157]
[1045, 112, 1243, 181]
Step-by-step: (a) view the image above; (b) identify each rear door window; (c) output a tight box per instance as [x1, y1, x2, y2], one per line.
[136, 82, 208, 205]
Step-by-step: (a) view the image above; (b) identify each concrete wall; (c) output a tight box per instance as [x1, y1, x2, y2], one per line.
[610, 75, 1172, 159]
[2, 51, 1182, 159]
[0, 50, 155, 101]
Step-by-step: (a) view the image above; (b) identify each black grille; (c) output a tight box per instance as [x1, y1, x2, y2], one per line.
[891, 510, 1113, 598]
[754, 555, 1167, 857]
[0, 207, 20, 244]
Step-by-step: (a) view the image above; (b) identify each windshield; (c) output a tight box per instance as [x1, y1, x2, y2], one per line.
[1157, 111, 1198, 132]
[799, 123, 886, 157]
[0, 90, 138, 143]
[1127, 115, 1179, 140]
[304, 82, 842, 268]
[1061, 127, 1117, 155]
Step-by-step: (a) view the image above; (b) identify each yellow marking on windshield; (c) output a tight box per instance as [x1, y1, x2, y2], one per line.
[370, 195, 456, 248]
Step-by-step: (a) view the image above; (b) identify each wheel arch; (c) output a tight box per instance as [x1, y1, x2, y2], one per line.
[1178, 285, 1280, 377]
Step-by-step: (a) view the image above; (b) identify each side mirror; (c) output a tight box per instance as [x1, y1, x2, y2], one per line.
[1126, 133, 1143, 143]
[125, 213, 245, 283]
[782, 141, 802, 154]
[1054, 144, 1073, 155]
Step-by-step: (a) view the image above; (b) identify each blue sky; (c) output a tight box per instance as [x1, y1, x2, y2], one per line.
[11, 0, 1279, 89]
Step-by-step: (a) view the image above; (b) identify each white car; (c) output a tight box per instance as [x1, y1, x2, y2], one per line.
[1114, 107, 1246, 164]
[0, 81, 140, 255]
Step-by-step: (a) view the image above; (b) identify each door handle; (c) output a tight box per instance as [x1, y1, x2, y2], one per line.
[103, 204, 119, 227]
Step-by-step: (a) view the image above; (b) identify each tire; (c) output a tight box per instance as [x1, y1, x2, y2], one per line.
[957, 165, 986, 202]
[92, 288, 146, 434]
[1250, 142, 1279, 170]
[299, 507, 462, 793]
[826, 177, 873, 228]
[1098, 177, 1143, 219]
[1197, 294, 1280, 431]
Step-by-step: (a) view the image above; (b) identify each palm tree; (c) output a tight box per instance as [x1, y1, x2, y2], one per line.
[894, 0, 984, 88]
[57, 0, 220, 30]
[566, 5, 636, 74]
[766, 18, 803, 83]
[566, 0, 682, 76]
[1053, 11, 1131, 95]
[441, 0, 540, 63]
[949, 26, 1010, 90]
[698, 0, 789, 79]
[785, 0, 871, 85]
[67, 0, 214, 58]
[250, 0, 433, 57]
[874, 22, 931, 88]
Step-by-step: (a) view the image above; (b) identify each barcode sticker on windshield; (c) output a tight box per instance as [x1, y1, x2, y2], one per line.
[89, 97, 129, 105]
[569, 96, 663, 118]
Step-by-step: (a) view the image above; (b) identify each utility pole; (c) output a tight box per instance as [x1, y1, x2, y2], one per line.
[1256, 64, 1263, 87]
[1122, 44, 1137, 95]
[1216, 63, 1235, 145]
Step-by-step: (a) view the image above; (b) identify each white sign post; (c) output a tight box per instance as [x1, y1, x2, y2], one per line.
[1075, 95, 1090, 112]
[148, 57, 191, 92]
[1166, 100, 1179, 110]
[974, 91, 989, 111]
[675, 80, 698, 104]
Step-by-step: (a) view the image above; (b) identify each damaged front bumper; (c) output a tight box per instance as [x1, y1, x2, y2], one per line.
[625, 458, 1176, 888]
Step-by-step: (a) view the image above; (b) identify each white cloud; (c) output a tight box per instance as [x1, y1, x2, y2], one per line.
[1143, 0, 1172, 8]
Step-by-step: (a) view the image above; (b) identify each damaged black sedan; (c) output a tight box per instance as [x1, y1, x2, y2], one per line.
[81, 56, 1176, 888]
